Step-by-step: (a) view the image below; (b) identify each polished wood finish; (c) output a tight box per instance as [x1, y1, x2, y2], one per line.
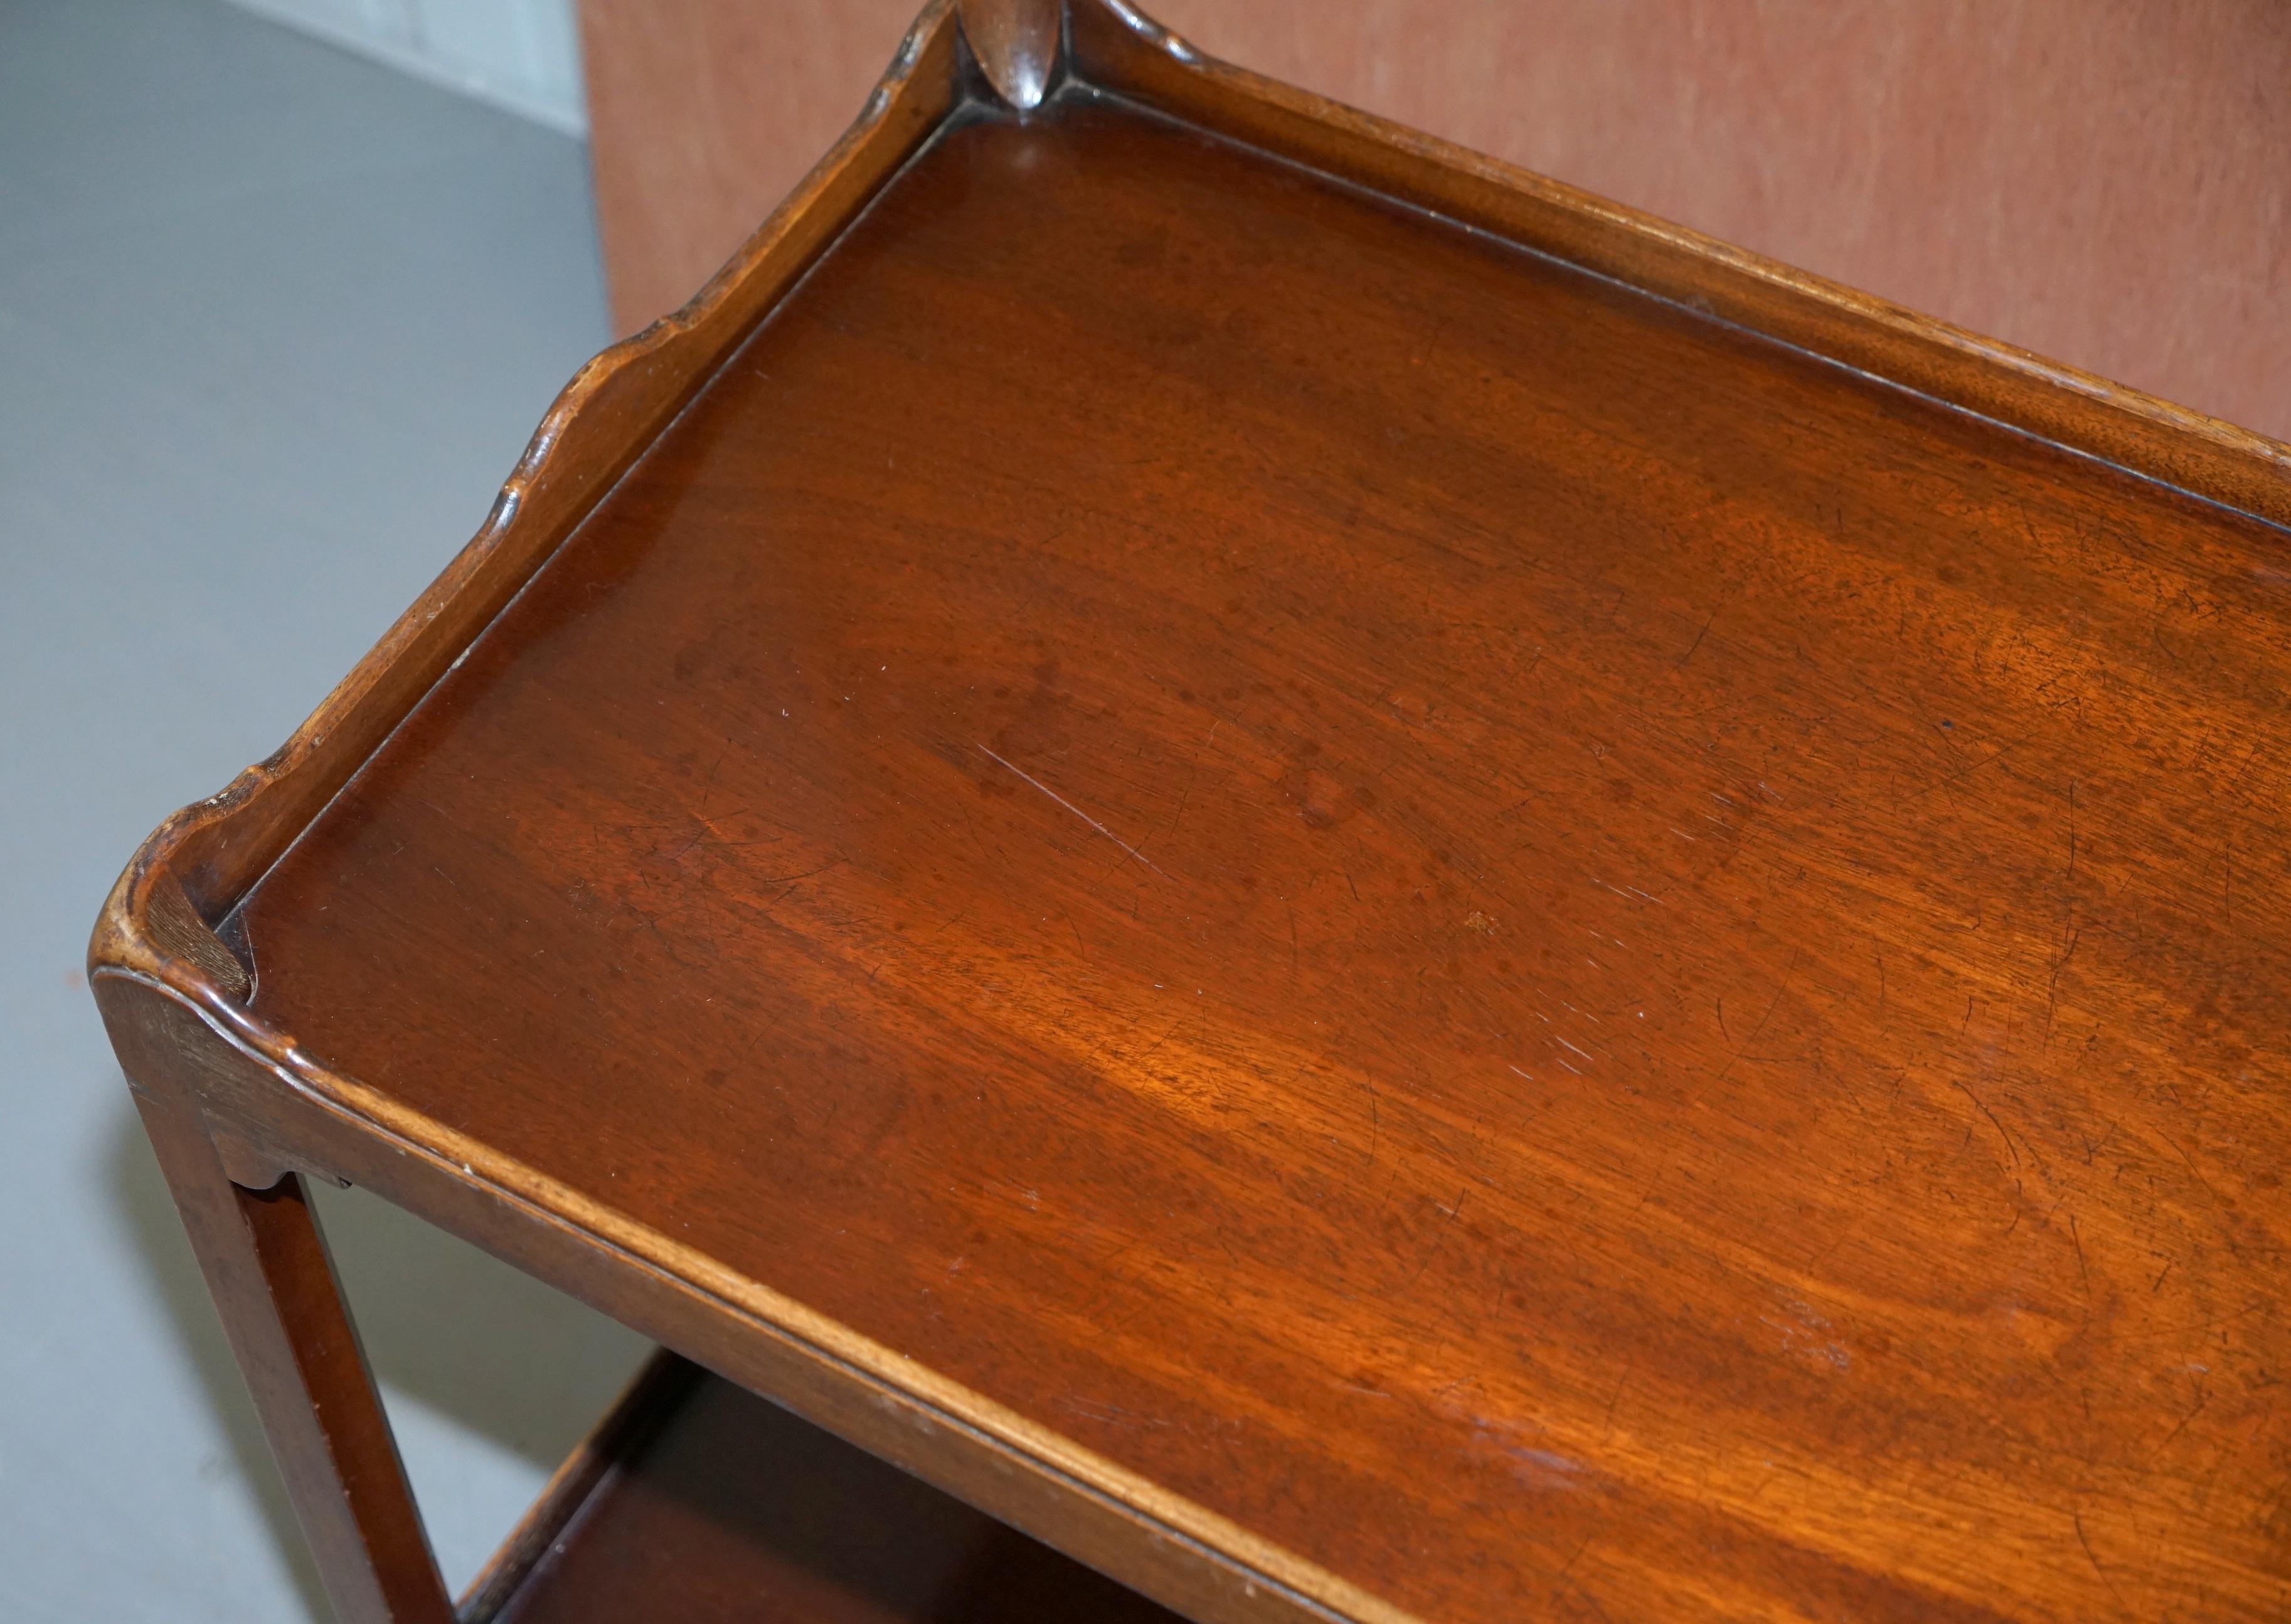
[146, 1, 957, 931]
[1149, 0, 2291, 445]
[96, 7, 2291, 1623]
[459, 1349, 701, 1621]
[479, 1354, 1186, 1624]
[576, 0, 2291, 444]
[957, 0, 1061, 110]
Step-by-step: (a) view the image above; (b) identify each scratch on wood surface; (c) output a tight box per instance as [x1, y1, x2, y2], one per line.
[1952, 1078, 2021, 1170]
[976, 745, 1166, 875]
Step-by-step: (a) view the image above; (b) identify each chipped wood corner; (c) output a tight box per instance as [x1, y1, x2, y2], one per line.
[94, 836, 248, 1007]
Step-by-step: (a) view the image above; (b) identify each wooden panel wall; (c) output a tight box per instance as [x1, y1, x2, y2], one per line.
[578, 0, 925, 332]
[577, 0, 2291, 443]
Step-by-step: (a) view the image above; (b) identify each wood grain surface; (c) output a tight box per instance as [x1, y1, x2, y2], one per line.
[218, 92, 2291, 1624]
[576, 0, 2291, 442]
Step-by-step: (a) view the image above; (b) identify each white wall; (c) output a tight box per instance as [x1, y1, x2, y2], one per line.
[222, 0, 587, 134]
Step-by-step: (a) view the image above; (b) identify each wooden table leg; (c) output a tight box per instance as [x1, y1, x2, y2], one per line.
[134, 1083, 455, 1624]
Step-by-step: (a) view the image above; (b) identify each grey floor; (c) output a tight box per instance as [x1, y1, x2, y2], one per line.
[1, 1, 656, 1618]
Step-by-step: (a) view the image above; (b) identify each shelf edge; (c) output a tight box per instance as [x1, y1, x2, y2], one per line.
[1072, 0, 2291, 533]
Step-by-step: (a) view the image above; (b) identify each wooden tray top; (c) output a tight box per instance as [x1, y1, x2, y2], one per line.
[93, 5, 2291, 1621]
